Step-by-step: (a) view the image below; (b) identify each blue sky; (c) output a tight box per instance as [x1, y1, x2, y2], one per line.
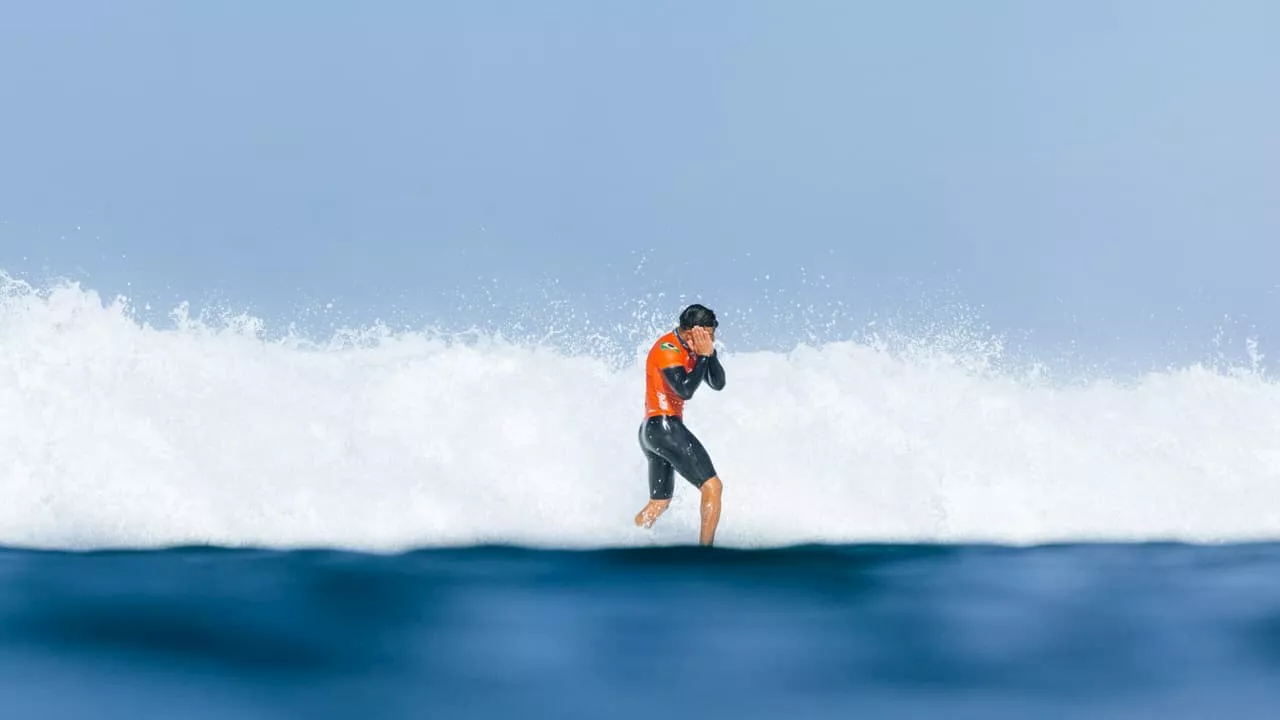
[2, 1, 1277, 367]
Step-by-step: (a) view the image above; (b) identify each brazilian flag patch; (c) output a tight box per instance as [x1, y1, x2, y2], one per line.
[660, 342, 678, 350]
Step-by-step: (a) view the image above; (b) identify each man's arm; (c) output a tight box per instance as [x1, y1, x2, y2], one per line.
[706, 351, 725, 391]
[660, 356, 711, 400]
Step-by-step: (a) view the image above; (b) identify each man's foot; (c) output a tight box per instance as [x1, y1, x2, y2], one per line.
[634, 499, 670, 529]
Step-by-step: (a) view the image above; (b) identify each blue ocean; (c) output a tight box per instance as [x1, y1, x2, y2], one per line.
[3, 543, 1280, 719]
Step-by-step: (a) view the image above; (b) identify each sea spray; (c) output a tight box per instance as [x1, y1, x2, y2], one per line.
[2, 274, 1279, 551]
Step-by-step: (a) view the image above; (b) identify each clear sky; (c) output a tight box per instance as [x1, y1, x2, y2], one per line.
[2, 1, 1277, 367]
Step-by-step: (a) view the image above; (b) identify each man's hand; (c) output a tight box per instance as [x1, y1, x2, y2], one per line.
[688, 327, 715, 356]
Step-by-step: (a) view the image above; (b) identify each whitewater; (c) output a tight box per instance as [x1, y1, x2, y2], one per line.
[3, 274, 1280, 552]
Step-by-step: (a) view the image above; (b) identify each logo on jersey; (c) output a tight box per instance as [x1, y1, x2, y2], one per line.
[660, 342, 678, 351]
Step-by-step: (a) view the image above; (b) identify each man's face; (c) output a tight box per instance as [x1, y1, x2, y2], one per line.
[680, 324, 716, 344]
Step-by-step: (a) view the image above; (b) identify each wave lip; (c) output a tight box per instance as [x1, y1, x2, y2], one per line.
[2, 275, 1279, 551]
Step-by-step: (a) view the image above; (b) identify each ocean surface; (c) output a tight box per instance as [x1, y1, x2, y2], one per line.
[3, 543, 1280, 719]
[4, 276, 1280, 717]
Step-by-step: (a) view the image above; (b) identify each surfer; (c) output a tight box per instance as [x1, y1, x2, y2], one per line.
[634, 303, 727, 546]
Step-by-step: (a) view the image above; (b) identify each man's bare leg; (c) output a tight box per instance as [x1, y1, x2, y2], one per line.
[699, 476, 723, 546]
[634, 499, 670, 529]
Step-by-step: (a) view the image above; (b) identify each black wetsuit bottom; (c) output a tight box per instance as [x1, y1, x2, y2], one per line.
[638, 415, 717, 500]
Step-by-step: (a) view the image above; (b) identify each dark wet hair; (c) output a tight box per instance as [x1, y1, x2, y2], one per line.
[678, 303, 718, 330]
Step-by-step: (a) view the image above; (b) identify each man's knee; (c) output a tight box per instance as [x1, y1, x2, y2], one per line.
[701, 476, 722, 496]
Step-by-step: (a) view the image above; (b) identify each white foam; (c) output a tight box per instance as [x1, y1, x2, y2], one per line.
[3, 275, 1279, 551]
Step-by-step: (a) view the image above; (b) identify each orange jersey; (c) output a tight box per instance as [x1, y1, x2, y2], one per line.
[644, 330, 695, 418]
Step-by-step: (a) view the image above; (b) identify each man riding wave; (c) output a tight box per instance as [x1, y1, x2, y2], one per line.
[634, 304, 726, 546]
